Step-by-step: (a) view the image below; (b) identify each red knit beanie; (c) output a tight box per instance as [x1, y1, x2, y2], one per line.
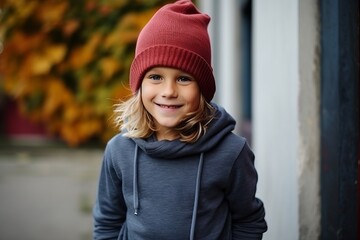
[130, 0, 216, 102]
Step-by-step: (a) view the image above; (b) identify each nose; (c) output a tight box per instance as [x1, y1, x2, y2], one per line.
[161, 79, 178, 98]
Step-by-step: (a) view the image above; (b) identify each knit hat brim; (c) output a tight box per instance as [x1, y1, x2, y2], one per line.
[130, 44, 215, 102]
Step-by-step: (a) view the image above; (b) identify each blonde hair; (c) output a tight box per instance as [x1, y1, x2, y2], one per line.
[113, 91, 216, 143]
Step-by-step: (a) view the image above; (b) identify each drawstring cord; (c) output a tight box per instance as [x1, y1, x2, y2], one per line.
[132, 146, 204, 240]
[190, 153, 204, 240]
[133, 145, 139, 215]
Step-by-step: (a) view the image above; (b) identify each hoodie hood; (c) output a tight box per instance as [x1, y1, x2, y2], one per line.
[131, 103, 236, 158]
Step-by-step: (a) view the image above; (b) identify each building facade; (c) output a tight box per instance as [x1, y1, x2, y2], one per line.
[199, 0, 359, 239]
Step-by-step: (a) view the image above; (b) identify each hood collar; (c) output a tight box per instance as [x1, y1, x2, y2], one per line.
[131, 103, 236, 159]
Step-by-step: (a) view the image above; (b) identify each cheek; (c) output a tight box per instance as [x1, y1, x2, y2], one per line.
[141, 83, 154, 101]
[187, 91, 201, 110]
[140, 90, 151, 114]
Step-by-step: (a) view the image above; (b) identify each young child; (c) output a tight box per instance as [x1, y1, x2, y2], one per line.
[93, 0, 267, 239]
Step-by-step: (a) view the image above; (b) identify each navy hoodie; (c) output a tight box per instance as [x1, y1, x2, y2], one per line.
[93, 104, 267, 239]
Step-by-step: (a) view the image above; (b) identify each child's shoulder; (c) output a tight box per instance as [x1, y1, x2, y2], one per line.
[221, 132, 247, 149]
[102, 133, 136, 167]
[207, 132, 248, 160]
[106, 132, 135, 151]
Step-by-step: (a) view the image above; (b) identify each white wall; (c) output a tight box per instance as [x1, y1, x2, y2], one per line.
[199, 0, 321, 239]
[252, 1, 300, 239]
[252, 0, 320, 239]
[199, 0, 242, 133]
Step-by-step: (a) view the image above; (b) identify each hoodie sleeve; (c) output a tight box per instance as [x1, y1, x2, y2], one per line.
[226, 142, 267, 239]
[93, 145, 126, 240]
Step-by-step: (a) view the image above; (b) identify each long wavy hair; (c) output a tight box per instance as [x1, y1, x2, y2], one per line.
[113, 91, 216, 143]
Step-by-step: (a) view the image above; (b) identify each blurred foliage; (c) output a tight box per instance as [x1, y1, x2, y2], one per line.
[0, 0, 171, 146]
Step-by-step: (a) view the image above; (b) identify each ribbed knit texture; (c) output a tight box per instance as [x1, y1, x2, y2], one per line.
[130, 0, 216, 102]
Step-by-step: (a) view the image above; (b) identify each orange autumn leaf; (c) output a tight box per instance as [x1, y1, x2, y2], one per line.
[62, 19, 80, 37]
[69, 33, 103, 69]
[21, 44, 66, 76]
[100, 57, 122, 80]
[35, 1, 69, 30]
[2, 75, 22, 97]
[4, 0, 38, 21]
[60, 118, 102, 147]
[2, 75, 43, 99]
[24, 53, 53, 76]
[79, 74, 95, 91]
[60, 123, 82, 146]
[44, 44, 67, 64]
[112, 83, 132, 101]
[104, 9, 157, 48]
[80, 105, 95, 118]
[3, 31, 45, 55]
[42, 79, 73, 120]
[77, 118, 102, 137]
[63, 103, 81, 123]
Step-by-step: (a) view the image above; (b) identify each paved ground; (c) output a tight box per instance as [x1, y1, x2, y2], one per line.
[0, 145, 103, 240]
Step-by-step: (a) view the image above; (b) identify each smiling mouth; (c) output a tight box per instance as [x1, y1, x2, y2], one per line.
[156, 103, 182, 109]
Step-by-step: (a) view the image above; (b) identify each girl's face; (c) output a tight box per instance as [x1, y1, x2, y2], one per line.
[141, 67, 201, 141]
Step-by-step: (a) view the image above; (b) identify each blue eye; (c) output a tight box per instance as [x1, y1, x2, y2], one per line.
[148, 74, 161, 80]
[178, 76, 192, 82]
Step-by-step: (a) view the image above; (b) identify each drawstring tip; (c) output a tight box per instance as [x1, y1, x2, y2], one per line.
[134, 209, 138, 215]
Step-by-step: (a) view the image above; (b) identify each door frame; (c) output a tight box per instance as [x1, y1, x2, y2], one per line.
[320, 0, 359, 239]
